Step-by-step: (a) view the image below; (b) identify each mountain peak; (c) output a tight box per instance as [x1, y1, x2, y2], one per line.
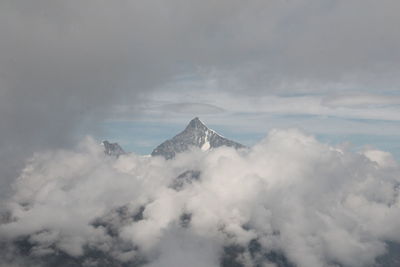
[190, 117, 201, 123]
[151, 118, 245, 159]
[185, 117, 208, 131]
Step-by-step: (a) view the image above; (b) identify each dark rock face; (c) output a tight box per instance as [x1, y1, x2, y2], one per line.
[102, 141, 126, 157]
[151, 117, 245, 159]
[376, 242, 400, 267]
[170, 170, 201, 191]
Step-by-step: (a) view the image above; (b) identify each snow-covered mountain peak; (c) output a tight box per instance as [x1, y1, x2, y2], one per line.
[151, 117, 245, 159]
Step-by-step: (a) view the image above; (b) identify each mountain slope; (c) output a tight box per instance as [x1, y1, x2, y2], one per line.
[151, 117, 245, 159]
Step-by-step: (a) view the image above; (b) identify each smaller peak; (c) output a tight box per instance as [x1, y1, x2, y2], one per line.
[102, 140, 126, 157]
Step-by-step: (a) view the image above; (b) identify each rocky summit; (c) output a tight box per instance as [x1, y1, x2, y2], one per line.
[151, 117, 245, 159]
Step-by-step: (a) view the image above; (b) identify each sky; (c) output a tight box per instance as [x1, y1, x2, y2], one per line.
[1, 0, 400, 266]
[96, 73, 400, 157]
[1, 0, 400, 169]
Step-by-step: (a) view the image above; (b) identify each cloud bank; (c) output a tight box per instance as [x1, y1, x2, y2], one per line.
[1, 130, 399, 267]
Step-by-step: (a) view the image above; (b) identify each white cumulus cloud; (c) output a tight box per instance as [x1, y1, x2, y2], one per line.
[1, 130, 399, 267]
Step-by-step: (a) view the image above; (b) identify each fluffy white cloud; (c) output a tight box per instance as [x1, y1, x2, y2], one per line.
[1, 131, 399, 267]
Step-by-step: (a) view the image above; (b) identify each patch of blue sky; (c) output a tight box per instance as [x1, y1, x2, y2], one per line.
[95, 121, 185, 154]
[272, 114, 320, 120]
[316, 134, 400, 159]
[384, 90, 400, 96]
[276, 113, 399, 123]
[275, 92, 325, 97]
[211, 119, 400, 158]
